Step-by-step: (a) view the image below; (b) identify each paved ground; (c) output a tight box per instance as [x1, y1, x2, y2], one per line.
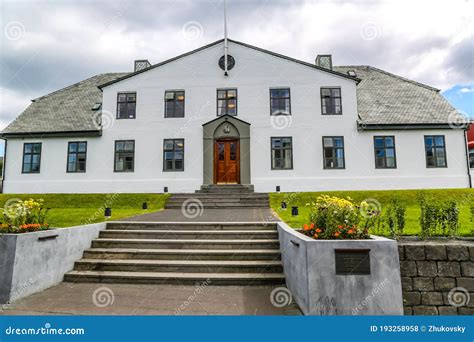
[122, 208, 280, 222]
[0, 283, 301, 316]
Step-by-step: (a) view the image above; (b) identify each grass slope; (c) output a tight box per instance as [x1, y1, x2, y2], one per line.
[270, 189, 474, 236]
[0, 193, 169, 228]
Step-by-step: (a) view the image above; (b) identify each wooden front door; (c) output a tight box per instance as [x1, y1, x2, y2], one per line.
[214, 139, 240, 184]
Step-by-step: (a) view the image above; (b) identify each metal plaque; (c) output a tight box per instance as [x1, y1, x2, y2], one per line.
[335, 249, 370, 275]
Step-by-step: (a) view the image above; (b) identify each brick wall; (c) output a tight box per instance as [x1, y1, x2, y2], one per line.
[398, 241, 474, 315]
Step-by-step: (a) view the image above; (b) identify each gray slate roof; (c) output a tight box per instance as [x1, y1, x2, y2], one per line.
[2, 73, 127, 136]
[334, 65, 462, 126]
[2, 62, 464, 136]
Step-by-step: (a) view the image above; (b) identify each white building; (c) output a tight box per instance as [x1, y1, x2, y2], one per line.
[1, 39, 471, 193]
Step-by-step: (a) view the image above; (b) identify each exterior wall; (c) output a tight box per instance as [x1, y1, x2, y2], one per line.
[0, 223, 106, 305]
[399, 241, 474, 315]
[278, 222, 404, 315]
[2, 41, 471, 193]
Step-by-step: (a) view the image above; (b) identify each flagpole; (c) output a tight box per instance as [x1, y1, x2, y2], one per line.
[224, 0, 229, 76]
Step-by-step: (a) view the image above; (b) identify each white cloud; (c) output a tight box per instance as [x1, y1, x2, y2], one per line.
[0, 87, 32, 130]
[460, 87, 474, 93]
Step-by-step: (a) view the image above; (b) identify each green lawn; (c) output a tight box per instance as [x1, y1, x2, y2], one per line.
[270, 189, 474, 237]
[0, 193, 170, 228]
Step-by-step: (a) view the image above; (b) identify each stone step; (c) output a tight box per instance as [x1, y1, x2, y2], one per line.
[200, 184, 254, 190]
[73, 259, 283, 273]
[83, 248, 281, 261]
[165, 203, 269, 209]
[106, 222, 278, 231]
[64, 270, 285, 285]
[166, 197, 269, 202]
[92, 238, 280, 250]
[171, 193, 267, 199]
[100, 230, 278, 240]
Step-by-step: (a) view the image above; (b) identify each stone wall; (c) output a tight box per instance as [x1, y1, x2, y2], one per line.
[398, 240, 474, 315]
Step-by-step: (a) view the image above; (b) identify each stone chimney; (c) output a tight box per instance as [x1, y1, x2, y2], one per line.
[134, 60, 151, 72]
[315, 55, 332, 70]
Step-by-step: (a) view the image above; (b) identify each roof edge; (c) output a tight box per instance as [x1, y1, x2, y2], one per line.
[1, 130, 102, 139]
[336, 65, 440, 92]
[358, 122, 467, 131]
[99, 39, 225, 89]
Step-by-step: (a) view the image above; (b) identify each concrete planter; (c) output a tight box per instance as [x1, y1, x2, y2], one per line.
[0, 222, 106, 305]
[277, 222, 403, 315]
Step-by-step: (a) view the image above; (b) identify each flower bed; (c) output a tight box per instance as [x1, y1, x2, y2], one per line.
[302, 195, 377, 240]
[1, 199, 50, 234]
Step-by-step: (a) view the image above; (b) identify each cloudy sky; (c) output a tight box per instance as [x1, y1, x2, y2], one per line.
[0, 0, 473, 154]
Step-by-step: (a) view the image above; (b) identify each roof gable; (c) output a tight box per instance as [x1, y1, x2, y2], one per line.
[98, 38, 359, 89]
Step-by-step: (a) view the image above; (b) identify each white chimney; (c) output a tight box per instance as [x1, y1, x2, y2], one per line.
[315, 55, 332, 70]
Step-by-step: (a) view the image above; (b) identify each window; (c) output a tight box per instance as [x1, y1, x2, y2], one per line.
[374, 136, 396, 168]
[164, 91, 185, 118]
[270, 88, 291, 115]
[22, 143, 41, 173]
[116, 93, 136, 119]
[323, 136, 345, 169]
[271, 137, 293, 170]
[67, 142, 87, 172]
[217, 89, 237, 116]
[114, 140, 135, 172]
[321, 88, 342, 115]
[469, 148, 474, 169]
[424, 135, 447, 168]
[163, 139, 184, 171]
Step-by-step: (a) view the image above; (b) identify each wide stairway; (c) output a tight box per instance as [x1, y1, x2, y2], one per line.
[64, 221, 285, 285]
[165, 184, 269, 209]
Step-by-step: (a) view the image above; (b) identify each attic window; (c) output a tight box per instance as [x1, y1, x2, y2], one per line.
[91, 103, 102, 111]
[347, 70, 357, 77]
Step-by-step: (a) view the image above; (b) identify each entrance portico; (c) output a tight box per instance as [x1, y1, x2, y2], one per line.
[202, 115, 251, 185]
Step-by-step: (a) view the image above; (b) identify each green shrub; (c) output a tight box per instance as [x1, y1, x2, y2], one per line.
[418, 193, 459, 238]
[383, 199, 406, 238]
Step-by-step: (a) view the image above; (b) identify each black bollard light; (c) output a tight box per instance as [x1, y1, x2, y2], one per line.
[104, 208, 112, 217]
[281, 201, 287, 210]
[276, 186, 280, 192]
[142, 202, 148, 210]
[164, 187, 168, 193]
[291, 206, 298, 216]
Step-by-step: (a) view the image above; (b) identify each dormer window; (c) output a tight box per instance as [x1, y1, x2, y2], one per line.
[117, 92, 136, 119]
[321, 87, 342, 115]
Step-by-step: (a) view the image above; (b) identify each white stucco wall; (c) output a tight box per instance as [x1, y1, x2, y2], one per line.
[2, 41, 471, 193]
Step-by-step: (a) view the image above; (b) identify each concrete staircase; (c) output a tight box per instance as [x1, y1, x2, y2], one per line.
[64, 222, 285, 285]
[165, 185, 269, 209]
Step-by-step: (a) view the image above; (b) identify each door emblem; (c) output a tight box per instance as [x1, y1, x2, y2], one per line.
[223, 125, 231, 134]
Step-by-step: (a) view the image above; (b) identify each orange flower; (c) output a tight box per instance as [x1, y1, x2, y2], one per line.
[310, 223, 315, 229]
[337, 225, 343, 229]
[315, 228, 322, 233]
[334, 232, 340, 237]
[348, 229, 353, 234]
[303, 224, 310, 230]
[313, 234, 318, 239]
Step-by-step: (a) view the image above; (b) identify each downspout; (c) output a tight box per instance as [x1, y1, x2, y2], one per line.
[1, 138, 7, 193]
[464, 129, 472, 188]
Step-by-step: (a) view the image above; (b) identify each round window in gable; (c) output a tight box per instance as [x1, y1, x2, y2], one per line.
[218, 55, 235, 71]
